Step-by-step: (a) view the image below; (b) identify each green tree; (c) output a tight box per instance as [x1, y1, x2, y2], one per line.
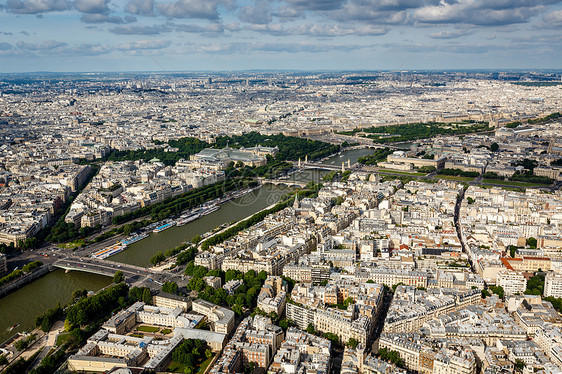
[162, 281, 178, 295]
[490, 142, 499, 152]
[151, 252, 166, 266]
[143, 288, 153, 304]
[489, 285, 505, 299]
[113, 271, 124, 283]
[306, 323, 316, 334]
[347, 338, 359, 349]
[527, 237, 537, 249]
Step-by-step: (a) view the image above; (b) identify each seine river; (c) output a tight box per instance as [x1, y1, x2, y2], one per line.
[0, 148, 373, 343]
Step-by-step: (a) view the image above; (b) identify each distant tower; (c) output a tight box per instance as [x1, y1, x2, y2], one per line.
[347, 159, 351, 168]
[342, 162, 345, 173]
[293, 192, 300, 210]
[305, 155, 308, 163]
[298, 158, 301, 168]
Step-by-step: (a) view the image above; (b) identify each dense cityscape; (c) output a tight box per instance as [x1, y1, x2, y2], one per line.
[1, 70, 562, 374]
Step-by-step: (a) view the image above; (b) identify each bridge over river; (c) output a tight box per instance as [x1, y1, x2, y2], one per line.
[53, 256, 182, 288]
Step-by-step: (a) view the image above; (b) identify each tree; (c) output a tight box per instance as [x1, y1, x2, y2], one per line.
[113, 271, 124, 284]
[508, 245, 518, 258]
[490, 142, 499, 152]
[527, 237, 537, 249]
[347, 338, 359, 349]
[162, 281, 178, 295]
[142, 288, 153, 304]
[205, 349, 213, 359]
[379, 347, 404, 368]
[489, 285, 504, 299]
[306, 323, 316, 334]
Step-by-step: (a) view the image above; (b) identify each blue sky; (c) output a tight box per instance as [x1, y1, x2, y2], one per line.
[0, 0, 562, 72]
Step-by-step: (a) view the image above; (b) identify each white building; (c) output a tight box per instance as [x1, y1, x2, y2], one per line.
[497, 270, 527, 296]
[544, 272, 562, 298]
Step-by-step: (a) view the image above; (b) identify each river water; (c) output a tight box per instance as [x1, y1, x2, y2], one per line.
[321, 148, 374, 166]
[109, 184, 295, 267]
[0, 148, 374, 343]
[0, 269, 111, 343]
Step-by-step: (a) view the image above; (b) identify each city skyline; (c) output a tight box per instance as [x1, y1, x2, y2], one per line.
[1, 0, 562, 72]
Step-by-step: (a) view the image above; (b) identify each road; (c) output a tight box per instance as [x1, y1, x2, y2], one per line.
[54, 256, 185, 290]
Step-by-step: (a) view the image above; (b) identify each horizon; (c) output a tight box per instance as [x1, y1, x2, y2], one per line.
[1, 68, 562, 75]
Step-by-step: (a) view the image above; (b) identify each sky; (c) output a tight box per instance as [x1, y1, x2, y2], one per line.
[0, 0, 562, 72]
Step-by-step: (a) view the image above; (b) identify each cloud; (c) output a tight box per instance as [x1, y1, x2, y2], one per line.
[125, 0, 154, 16]
[190, 41, 370, 54]
[7, 40, 115, 57]
[245, 23, 388, 37]
[118, 39, 171, 50]
[383, 42, 510, 54]
[238, 0, 272, 24]
[543, 9, 562, 24]
[175, 23, 225, 34]
[224, 22, 241, 31]
[271, 5, 303, 19]
[283, 0, 344, 11]
[156, 0, 228, 20]
[80, 13, 136, 23]
[0, 42, 14, 50]
[109, 23, 172, 34]
[1, 31, 14, 35]
[16, 40, 68, 50]
[63, 43, 114, 55]
[413, 0, 559, 26]
[73, 0, 108, 13]
[429, 29, 474, 39]
[6, 0, 69, 14]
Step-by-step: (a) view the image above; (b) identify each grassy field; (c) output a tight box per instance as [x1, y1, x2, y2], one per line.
[55, 333, 73, 346]
[376, 169, 425, 176]
[136, 325, 160, 333]
[166, 355, 214, 374]
[197, 355, 215, 373]
[57, 239, 87, 249]
[433, 175, 475, 182]
[482, 179, 551, 188]
[161, 328, 172, 335]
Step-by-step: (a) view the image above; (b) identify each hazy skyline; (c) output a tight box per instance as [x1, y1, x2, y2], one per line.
[1, 0, 562, 72]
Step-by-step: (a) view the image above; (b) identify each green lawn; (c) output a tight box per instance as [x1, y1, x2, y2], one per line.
[376, 169, 425, 176]
[161, 329, 172, 335]
[197, 355, 215, 374]
[55, 333, 73, 346]
[136, 325, 160, 333]
[57, 239, 87, 249]
[482, 179, 551, 188]
[166, 354, 215, 374]
[433, 175, 475, 182]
